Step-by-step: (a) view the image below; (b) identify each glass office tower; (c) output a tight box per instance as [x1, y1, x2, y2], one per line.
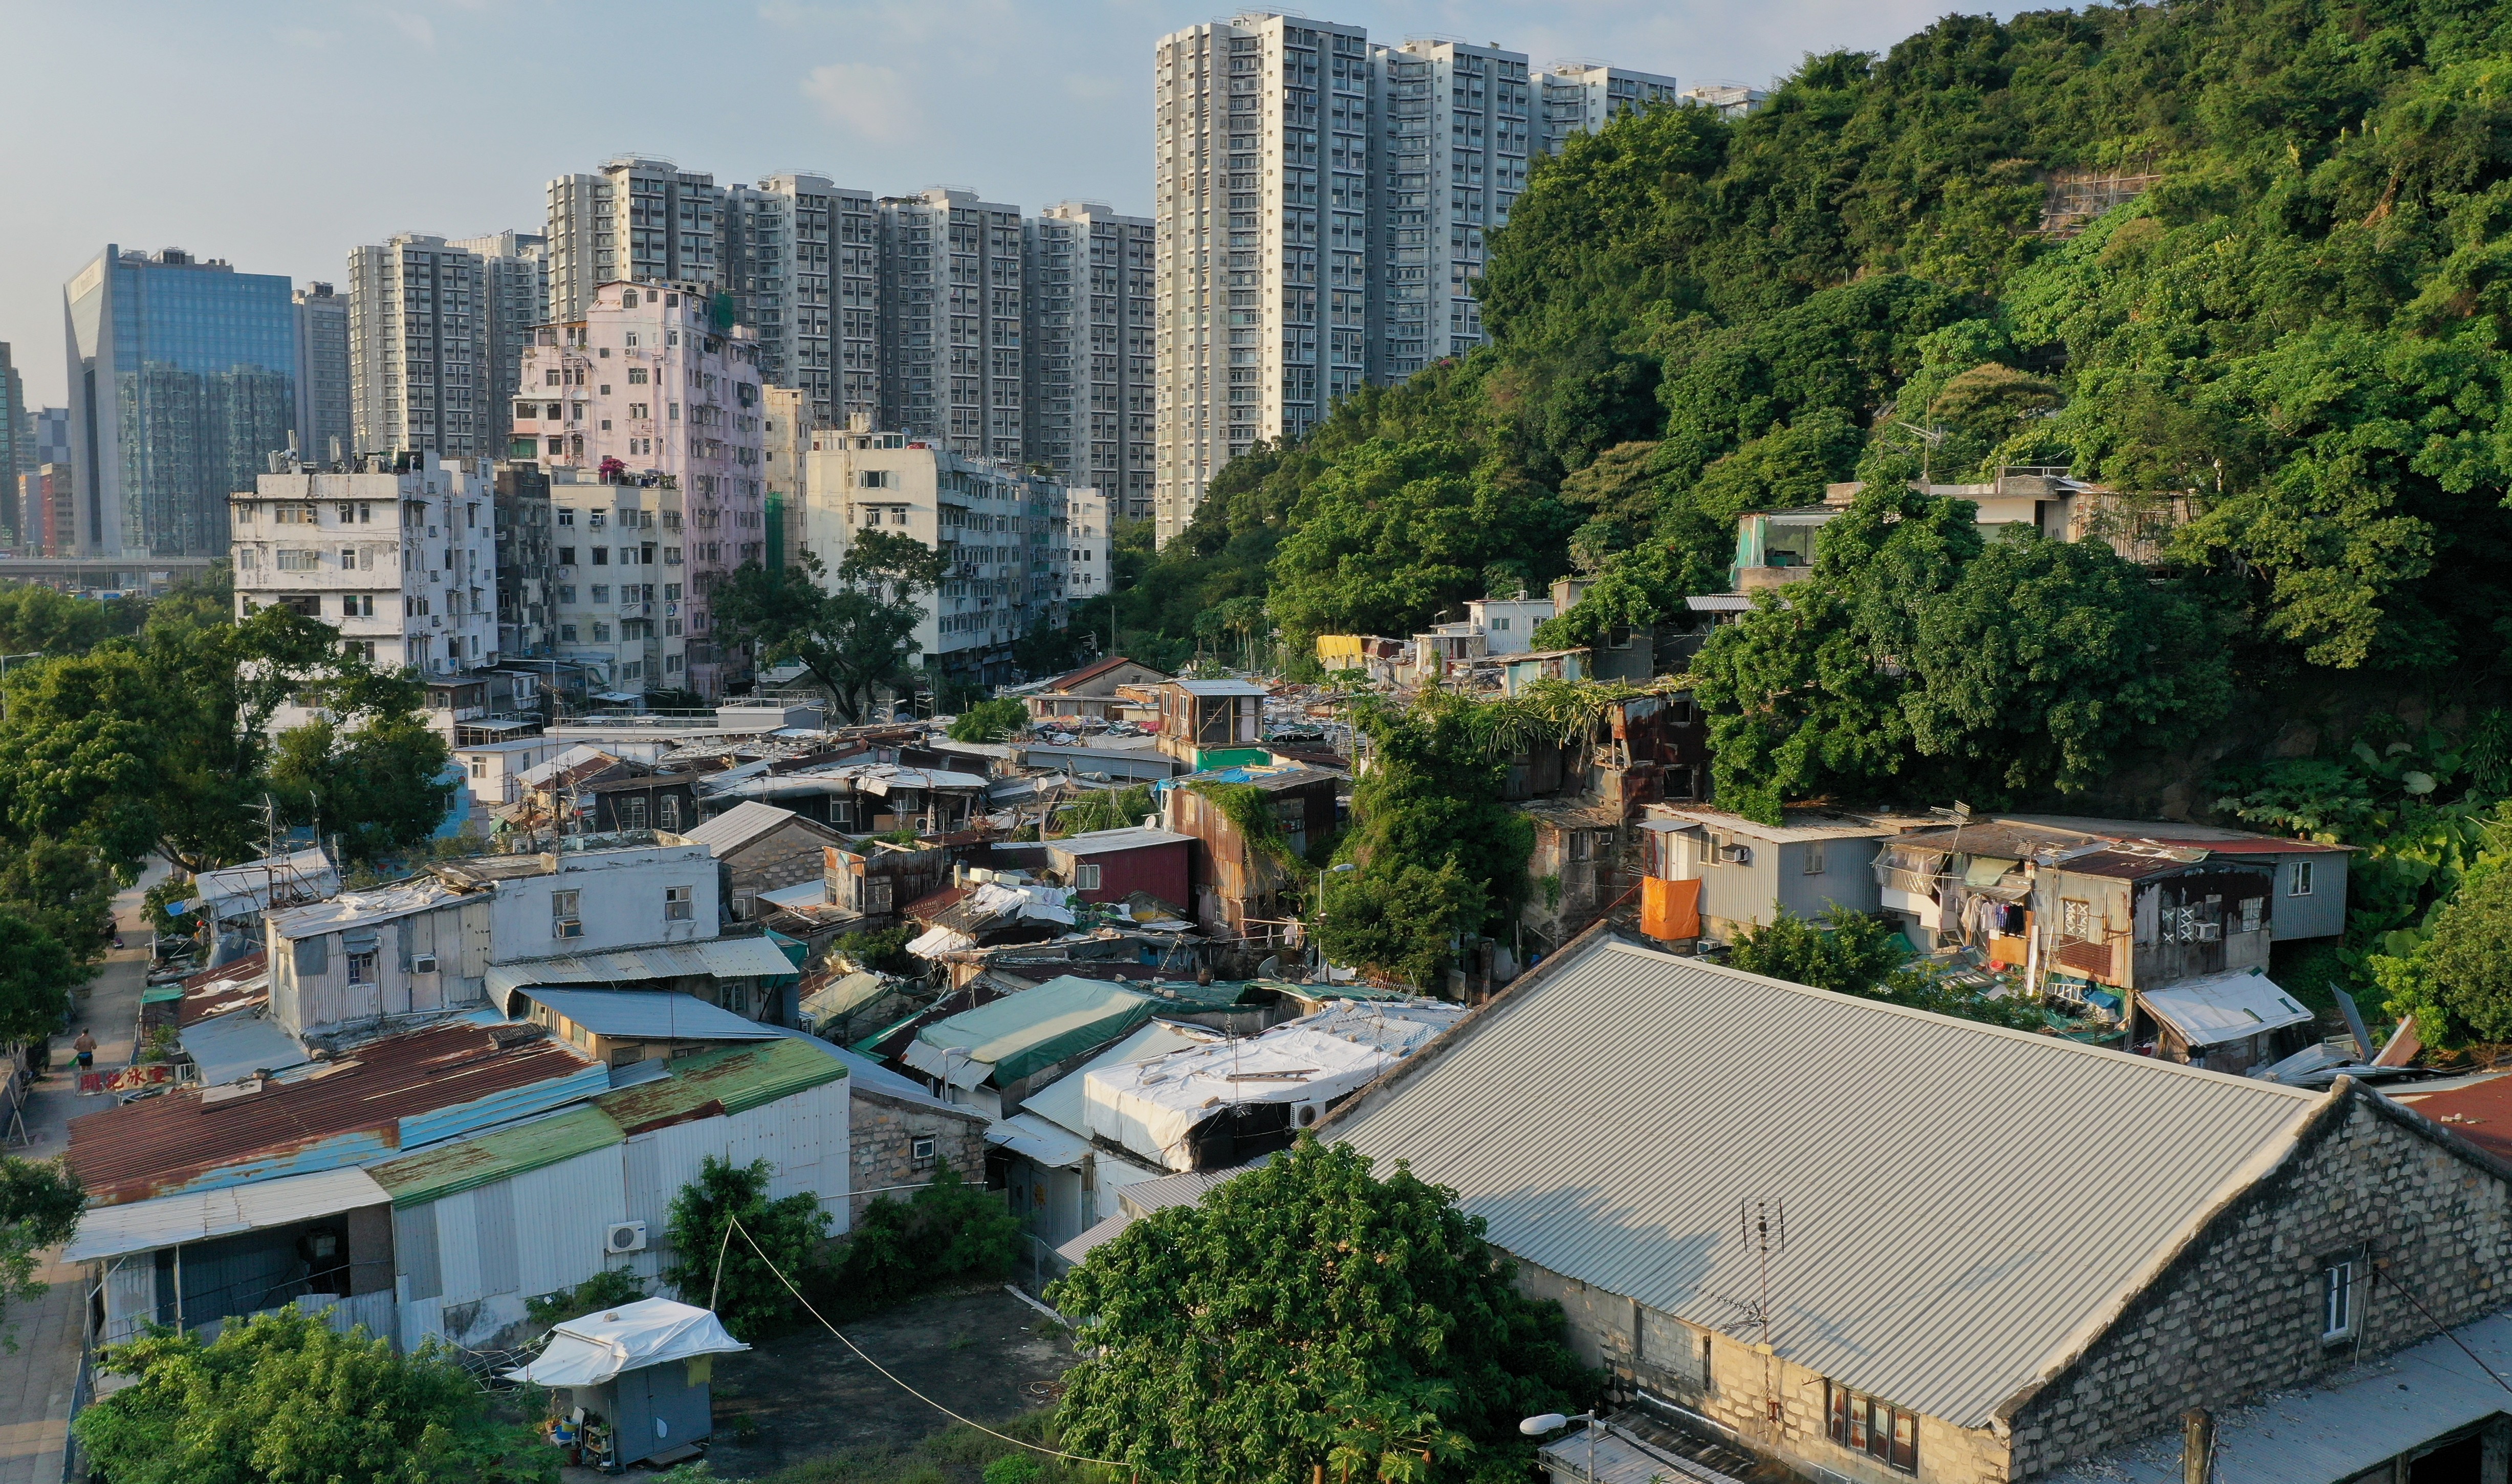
[63, 246, 296, 557]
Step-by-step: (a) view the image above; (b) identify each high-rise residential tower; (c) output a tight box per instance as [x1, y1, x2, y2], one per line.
[1374, 38, 1533, 378]
[449, 230, 551, 453]
[32, 408, 70, 471]
[1025, 202, 1155, 520]
[878, 188, 1025, 464]
[726, 174, 881, 433]
[544, 159, 726, 322]
[1152, 14, 1373, 544]
[348, 234, 489, 461]
[1150, 18, 1677, 543]
[1537, 62, 1683, 156]
[64, 246, 296, 557]
[292, 282, 352, 466]
[515, 280, 768, 699]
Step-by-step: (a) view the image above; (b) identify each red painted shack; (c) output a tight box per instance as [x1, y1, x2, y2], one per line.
[1044, 826, 1193, 908]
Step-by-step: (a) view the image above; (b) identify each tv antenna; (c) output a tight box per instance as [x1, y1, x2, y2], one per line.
[1719, 1198, 1788, 1348]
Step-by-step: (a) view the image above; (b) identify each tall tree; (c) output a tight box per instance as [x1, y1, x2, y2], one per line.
[1050, 1138, 1590, 1484]
[0, 1156, 80, 1340]
[713, 538, 948, 726]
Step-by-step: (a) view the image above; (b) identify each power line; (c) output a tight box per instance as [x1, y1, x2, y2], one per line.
[719, 1212, 1127, 1467]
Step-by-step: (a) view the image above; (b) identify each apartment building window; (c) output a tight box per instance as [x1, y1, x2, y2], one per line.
[276, 549, 317, 572]
[552, 889, 582, 939]
[2322, 1258, 2358, 1341]
[665, 885, 693, 921]
[2290, 860, 2314, 897]
[1827, 1385, 1918, 1474]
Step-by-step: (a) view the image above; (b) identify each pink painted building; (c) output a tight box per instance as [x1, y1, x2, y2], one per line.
[514, 281, 767, 699]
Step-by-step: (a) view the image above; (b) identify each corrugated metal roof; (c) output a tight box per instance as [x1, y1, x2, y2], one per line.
[485, 935, 800, 995]
[989, 1111, 1094, 1168]
[593, 1038, 844, 1134]
[512, 987, 793, 1041]
[1656, 806, 1897, 843]
[182, 1009, 312, 1086]
[178, 951, 269, 1028]
[62, 1165, 390, 1263]
[366, 1103, 625, 1208]
[823, 1044, 960, 1112]
[1325, 938, 2324, 1429]
[676, 801, 802, 853]
[267, 879, 467, 941]
[67, 1022, 601, 1205]
[2138, 968, 2314, 1047]
[1172, 679, 1270, 697]
[901, 976, 1155, 1088]
[1047, 827, 1193, 858]
[2052, 1305, 2512, 1483]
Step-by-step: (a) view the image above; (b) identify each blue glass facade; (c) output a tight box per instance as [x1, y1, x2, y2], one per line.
[64, 246, 296, 557]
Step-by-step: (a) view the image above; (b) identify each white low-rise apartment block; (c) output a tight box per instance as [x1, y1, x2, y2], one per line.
[431, 835, 720, 961]
[231, 452, 500, 733]
[803, 422, 1070, 689]
[516, 280, 766, 700]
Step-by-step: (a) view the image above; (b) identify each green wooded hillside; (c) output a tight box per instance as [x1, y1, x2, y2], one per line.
[1100, 0, 2512, 785]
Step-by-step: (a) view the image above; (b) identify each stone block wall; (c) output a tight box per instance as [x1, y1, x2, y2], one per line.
[2009, 1088, 2512, 1477]
[848, 1086, 989, 1224]
[728, 826, 842, 910]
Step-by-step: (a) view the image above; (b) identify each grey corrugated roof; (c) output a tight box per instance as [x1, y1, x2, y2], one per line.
[513, 988, 785, 1041]
[1325, 938, 2325, 1429]
[676, 800, 801, 853]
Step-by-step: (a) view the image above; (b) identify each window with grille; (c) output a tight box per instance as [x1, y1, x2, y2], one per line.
[2061, 898, 2093, 941]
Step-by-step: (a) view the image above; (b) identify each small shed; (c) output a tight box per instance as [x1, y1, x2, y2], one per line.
[1045, 826, 1193, 905]
[2135, 966, 2318, 1074]
[506, 1297, 750, 1470]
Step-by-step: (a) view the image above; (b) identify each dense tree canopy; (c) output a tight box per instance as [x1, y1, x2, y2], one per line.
[73, 1306, 552, 1484]
[1049, 1138, 1590, 1484]
[715, 538, 950, 725]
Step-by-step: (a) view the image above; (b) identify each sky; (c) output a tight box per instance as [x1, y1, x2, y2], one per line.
[0, 0, 2013, 406]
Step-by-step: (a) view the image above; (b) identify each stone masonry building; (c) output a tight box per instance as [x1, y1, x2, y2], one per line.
[1323, 934, 2512, 1483]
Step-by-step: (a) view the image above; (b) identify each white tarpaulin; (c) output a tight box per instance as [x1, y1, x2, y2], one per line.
[502, 1298, 749, 1387]
[1083, 1025, 1401, 1170]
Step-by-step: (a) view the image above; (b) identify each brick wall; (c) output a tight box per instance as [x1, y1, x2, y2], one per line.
[2008, 1087, 2512, 1478]
[848, 1086, 990, 1224]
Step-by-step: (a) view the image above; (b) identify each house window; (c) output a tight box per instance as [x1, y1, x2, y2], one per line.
[2240, 897, 2263, 934]
[1827, 1384, 1918, 1474]
[1698, 833, 1718, 866]
[1074, 862, 1103, 890]
[665, 885, 693, 921]
[2323, 1259, 2357, 1341]
[659, 796, 681, 832]
[731, 890, 755, 921]
[911, 1135, 938, 1169]
[717, 978, 748, 1014]
[2290, 860, 2314, 897]
[1804, 842, 1826, 875]
[552, 889, 582, 939]
[619, 796, 645, 830]
[2061, 898, 2093, 941]
[1569, 831, 1592, 862]
[346, 950, 377, 986]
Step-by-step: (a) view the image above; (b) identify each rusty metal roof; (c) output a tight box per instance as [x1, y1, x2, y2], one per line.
[592, 1038, 843, 1134]
[67, 1021, 601, 1206]
[178, 951, 269, 1028]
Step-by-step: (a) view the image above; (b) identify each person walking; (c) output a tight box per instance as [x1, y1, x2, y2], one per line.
[72, 1029, 95, 1075]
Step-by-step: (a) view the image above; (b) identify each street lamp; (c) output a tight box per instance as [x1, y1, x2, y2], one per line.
[1520, 1412, 1601, 1484]
[1313, 862, 1356, 975]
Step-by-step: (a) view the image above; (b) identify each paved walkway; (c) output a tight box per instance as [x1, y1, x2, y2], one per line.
[0, 864, 165, 1482]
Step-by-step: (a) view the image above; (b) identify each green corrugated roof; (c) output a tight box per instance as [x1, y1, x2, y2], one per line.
[595, 1037, 845, 1132]
[367, 1103, 624, 1208]
[140, 985, 186, 1005]
[915, 975, 1156, 1086]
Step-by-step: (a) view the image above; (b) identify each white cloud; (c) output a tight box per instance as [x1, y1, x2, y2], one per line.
[800, 61, 921, 141]
[380, 10, 437, 49]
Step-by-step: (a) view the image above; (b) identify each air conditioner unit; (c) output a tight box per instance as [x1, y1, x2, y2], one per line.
[1718, 845, 1752, 865]
[555, 918, 584, 940]
[604, 1221, 647, 1255]
[2195, 922, 2223, 942]
[411, 954, 438, 974]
